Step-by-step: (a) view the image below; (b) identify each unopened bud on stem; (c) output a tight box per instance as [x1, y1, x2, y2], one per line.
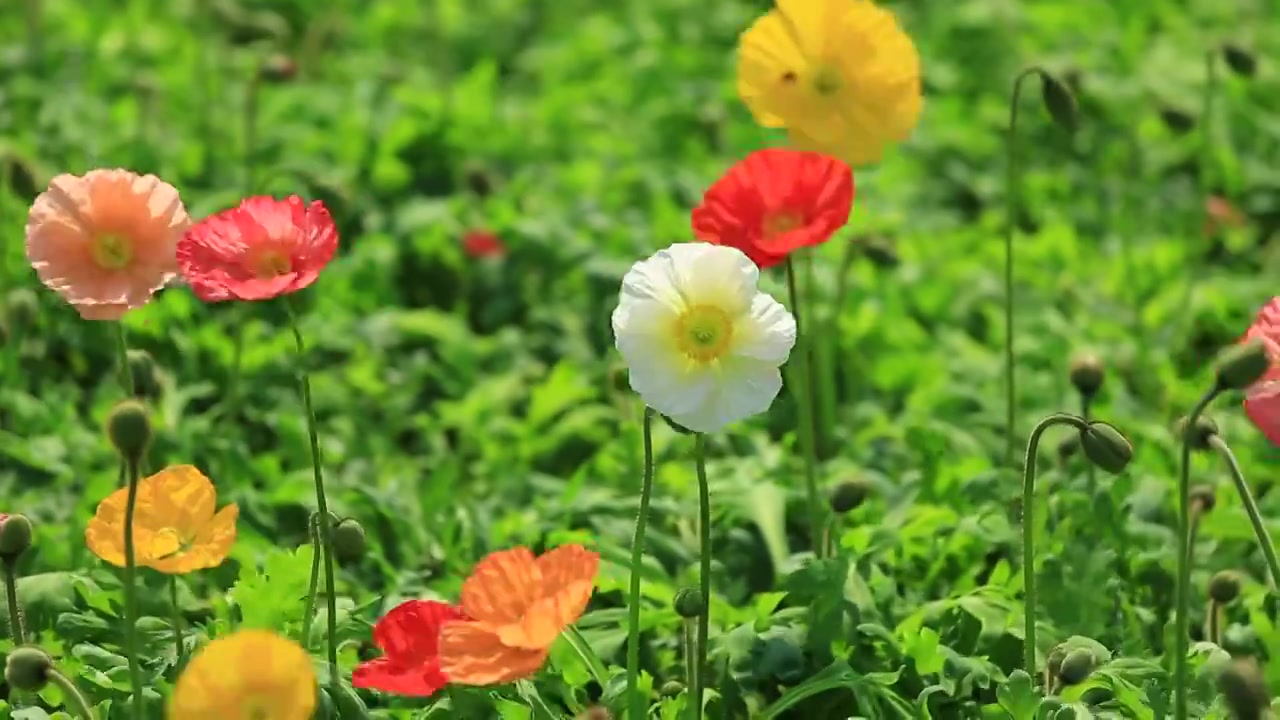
[1209, 570, 1242, 604]
[332, 518, 366, 565]
[1038, 69, 1079, 133]
[1218, 658, 1270, 720]
[1079, 421, 1133, 474]
[1215, 339, 1270, 391]
[1176, 415, 1219, 451]
[106, 400, 152, 464]
[0, 514, 33, 561]
[829, 479, 869, 514]
[4, 646, 52, 692]
[673, 587, 704, 619]
[1221, 44, 1258, 79]
[1068, 352, 1105, 399]
[1057, 648, 1096, 685]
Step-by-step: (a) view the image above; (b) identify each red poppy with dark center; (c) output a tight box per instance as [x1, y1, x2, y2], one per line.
[463, 230, 505, 259]
[352, 600, 466, 696]
[1243, 297, 1280, 446]
[691, 148, 853, 269]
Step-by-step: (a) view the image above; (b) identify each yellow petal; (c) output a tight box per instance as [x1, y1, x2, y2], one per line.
[168, 629, 316, 720]
[146, 504, 239, 574]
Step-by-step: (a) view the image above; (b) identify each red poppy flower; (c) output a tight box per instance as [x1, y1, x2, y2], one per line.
[1243, 297, 1280, 446]
[463, 229, 505, 259]
[352, 600, 466, 696]
[691, 148, 853, 269]
[176, 195, 338, 302]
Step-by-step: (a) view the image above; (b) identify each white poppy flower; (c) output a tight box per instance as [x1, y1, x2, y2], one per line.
[610, 243, 798, 433]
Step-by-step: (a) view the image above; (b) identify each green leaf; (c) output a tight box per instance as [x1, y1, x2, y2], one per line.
[996, 670, 1041, 720]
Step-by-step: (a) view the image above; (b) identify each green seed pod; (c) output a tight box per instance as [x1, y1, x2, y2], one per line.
[1175, 414, 1220, 451]
[1190, 484, 1217, 513]
[1038, 70, 1079, 134]
[1215, 339, 1271, 391]
[660, 680, 685, 697]
[1068, 351, 1105, 398]
[829, 479, 870, 514]
[4, 646, 52, 692]
[1218, 658, 1269, 720]
[1045, 645, 1067, 681]
[673, 587, 705, 619]
[106, 400, 153, 464]
[1057, 648, 1096, 686]
[1079, 421, 1133, 474]
[1209, 570, 1243, 605]
[0, 514, 33, 561]
[1222, 44, 1258, 79]
[331, 518, 367, 566]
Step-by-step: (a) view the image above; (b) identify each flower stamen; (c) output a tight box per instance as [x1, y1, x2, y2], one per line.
[763, 211, 803, 238]
[674, 305, 734, 363]
[91, 233, 132, 270]
[252, 250, 292, 278]
[812, 64, 842, 96]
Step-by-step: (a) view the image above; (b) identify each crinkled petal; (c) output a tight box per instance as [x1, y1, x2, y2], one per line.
[667, 356, 785, 434]
[459, 547, 543, 625]
[732, 294, 798, 364]
[439, 621, 549, 686]
[495, 545, 599, 650]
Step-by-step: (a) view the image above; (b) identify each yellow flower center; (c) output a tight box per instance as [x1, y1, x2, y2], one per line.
[91, 233, 132, 270]
[812, 64, 843, 97]
[763, 211, 803, 238]
[252, 250, 292, 278]
[674, 305, 734, 363]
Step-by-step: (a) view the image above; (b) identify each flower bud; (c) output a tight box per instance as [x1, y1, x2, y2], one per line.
[829, 479, 870, 514]
[1038, 70, 1078, 134]
[1159, 106, 1194, 134]
[1222, 44, 1258, 79]
[860, 236, 899, 269]
[575, 707, 612, 720]
[1218, 658, 1269, 720]
[660, 680, 685, 697]
[1175, 414, 1220, 451]
[1079, 421, 1133, 474]
[331, 518, 366, 566]
[258, 54, 298, 83]
[126, 349, 161, 400]
[1215, 339, 1271, 391]
[106, 400, 152, 463]
[462, 161, 496, 198]
[1056, 434, 1080, 465]
[1190, 484, 1217, 513]
[1209, 570, 1242, 605]
[1057, 648, 1096, 686]
[4, 646, 52, 692]
[0, 514, 33, 561]
[673, 587, 705, 619]
[1068, 352, 1105, 398]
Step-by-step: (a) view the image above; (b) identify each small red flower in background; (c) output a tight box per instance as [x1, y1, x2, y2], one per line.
[176, 195, 338, 302]
[1242, 297, 1280, 446]
[1203, 195, 1247, 237]
[691, 148, 853, 269]
[463, 229, 505, 259]
[352, 600, 466, 696]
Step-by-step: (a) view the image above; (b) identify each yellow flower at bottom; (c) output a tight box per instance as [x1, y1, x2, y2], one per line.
[84, 464, 237, 574]
[169, 629, 317, 720]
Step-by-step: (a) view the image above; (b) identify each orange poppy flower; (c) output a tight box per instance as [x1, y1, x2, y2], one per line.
[439, 544, 599, 685]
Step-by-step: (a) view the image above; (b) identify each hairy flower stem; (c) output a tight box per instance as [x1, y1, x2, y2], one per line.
[784, 258, 823, 558]
[1020, 412, 1089, 674]
[284, 301, 339, 688]
[301, 510, 322, 649]
[1175, 387, 1220, 720]
[625, 408, 656, 719]
[1208, 434, 1280, 588]
[169, 576, 184, 673]
[2, 558, 24, 644]
[114, 323, 135, 400]
[49, 668, 98, 720]
[682, 618, 697, 706]
[1205, 599, 1223, 647]
[692, 434, 712, 720]
[121, 458, 144, 720]
[1081, 394, 1096, 496]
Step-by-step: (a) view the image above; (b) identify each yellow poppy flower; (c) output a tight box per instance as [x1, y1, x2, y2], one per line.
[85, 464, 238, 574]
[736, 0, 923, 166]
[169, 629, 317, 720]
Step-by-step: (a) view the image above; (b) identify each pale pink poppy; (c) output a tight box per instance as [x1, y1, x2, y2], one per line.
[1243, 297, 1280, 446]
[24, 169, 190, 320]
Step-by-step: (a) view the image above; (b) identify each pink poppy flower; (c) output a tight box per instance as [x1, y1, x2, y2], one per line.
[24, 169, 190, 320]
[176, 195, 338, 302]
[1243, 297, 1280, 445]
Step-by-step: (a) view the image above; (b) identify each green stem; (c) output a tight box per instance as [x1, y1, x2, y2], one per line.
[169, 575, 184, 673]
[114, 323, 135, 399]
[1174, 387, 1220, 720]
[625, 407, 656, 720]
[121, 458, 144, 720]
[563, 626, 609, 687]
[682, 618, 697, 714]
[284, 300, 339, 688]
[301, 510, 322, 650]
[784, 258, 822, 558]
[691, 434, 712, 720]
[2, 558, 24, 645]
[1206, 599, 1222, 647]
[1082, 394, 1096, 497]
[1003, 68, 1040, 468]
[1020, 412, 1089, 674]
[48, 668, 98, 720]
[1208, 434, 1280, 589]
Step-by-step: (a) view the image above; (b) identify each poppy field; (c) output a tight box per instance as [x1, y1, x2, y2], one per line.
[2, 0, 1280, 718]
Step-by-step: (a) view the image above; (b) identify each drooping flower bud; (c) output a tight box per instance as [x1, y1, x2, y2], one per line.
[673, 587, 705, 619]
[1215, 339, 1271, 391]
[1057, 648, 1096, 686]
[0, 514, 33, 562]
[1160, 106, 1194, 134]
[1038, 70, 1079, 134]
[1218, 658, 1269, 720]
[4, 646, 52, 692]
[331, 518, 366, 566]
[829, 479, 870, 514]
[660, 680, 685, 697]
[1175, 414, 1220, 451]
[106, 400, 153, 464]
[1190, 484, 1217, 513]
[1068, 351, 1105, 399]
[1221, 44, 1258, 79]
[1209, 570, 1243, 605]
[462, 161, 496, 198]
[1079, 421, 1133, 474]
[126, 349, 161, 400]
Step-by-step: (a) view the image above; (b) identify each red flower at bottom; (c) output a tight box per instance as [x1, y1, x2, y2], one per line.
[352, 600, 466, 696]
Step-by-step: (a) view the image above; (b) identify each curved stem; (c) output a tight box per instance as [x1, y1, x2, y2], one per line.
[1174, 387, 1220, 720]
[48, 668, 98, 720]
[284, 300, 339, 688]
[114, 323, 135, 399]
[1208, 434, 1280, 589]
[121, 458, 144, 720]
[563, 625, 609, 687]
[691, 434, 712, 720]
[784, 258, 822, 558]
[169, 575, 184, 673]
[1020, 412, 1089, 674]
[301, 510, 322, 649]
[625, 408, 656, 719]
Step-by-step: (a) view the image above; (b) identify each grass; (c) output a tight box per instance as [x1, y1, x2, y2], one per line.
[1, 0, 1280, 717]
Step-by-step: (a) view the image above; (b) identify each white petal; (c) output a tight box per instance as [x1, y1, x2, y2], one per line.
[616, 248, 688, 317]
[628, 361, 718, 420]
[732, 294, 797, 364]
[661, 243, 759, 316]
[667, 357, 784, 433]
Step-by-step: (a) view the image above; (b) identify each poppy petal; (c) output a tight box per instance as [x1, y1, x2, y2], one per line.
[438, 621, 549, 686]
[459, 547, 543, 625]
[495, 545, 600, 650]
[351, 657, 449, 697]
[373, 600, 465, 661]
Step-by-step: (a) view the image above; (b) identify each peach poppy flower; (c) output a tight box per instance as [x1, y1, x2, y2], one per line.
[1243, 297, 1280, 446]
[176, 195, 338, 302]
[439, 544, 599, 685]
[24, 169, 190, 320]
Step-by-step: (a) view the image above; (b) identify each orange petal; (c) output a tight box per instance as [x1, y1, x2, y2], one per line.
[439, 621, 548, 686]
[147, 504, 238, 574]
[495, 545, 600, 650]
[459, 547, 543, 625]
